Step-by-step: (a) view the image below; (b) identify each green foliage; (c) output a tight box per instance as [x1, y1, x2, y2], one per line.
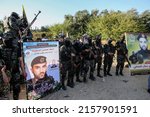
[48, 23, 64, 37]
[87, 10, 139, 40]
[138, 10, 150, 33]
[63, 10, 91, 38]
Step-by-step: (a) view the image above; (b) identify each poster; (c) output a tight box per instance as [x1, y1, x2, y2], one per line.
[126, 33, 150, 75]
[23, 41, 60, 99]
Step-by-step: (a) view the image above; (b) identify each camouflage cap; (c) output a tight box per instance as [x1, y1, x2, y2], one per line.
[31, 56, 47, 67]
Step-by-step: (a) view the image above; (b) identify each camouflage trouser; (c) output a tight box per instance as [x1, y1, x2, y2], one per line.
[96, 56, 102, 76]
[10, 72, 20, 100]
[0, 84, 10, 100]
[60, 61, 72, 86]
[83, 60, 90, 81]
[89, 60, 95, 79]
[116, 55, 125, 74]
[75, 63, 81, 80]
[104, 55, 113, 75]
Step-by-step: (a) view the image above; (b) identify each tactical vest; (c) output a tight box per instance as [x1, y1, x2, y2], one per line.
[0, 47, 19, 72]
[60, 45, 71, 62]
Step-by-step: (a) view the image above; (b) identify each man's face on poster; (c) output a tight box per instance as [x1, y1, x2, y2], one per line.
[139, 37, 148, 50]
[31, 62, 47, 80]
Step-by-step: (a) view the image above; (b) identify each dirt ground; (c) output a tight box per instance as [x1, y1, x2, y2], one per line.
[42, 65, 150, 100]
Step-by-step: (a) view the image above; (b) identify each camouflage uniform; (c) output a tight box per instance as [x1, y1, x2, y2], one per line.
[60, 39, 74, 89]
[103, 39, 115, 76]
[115, 38, 128, 76]
[89, 41, 96, 81]
[2, 12, 21, 100]
[94, 35, 103, 77]
[73, 41, 82, 82]
[81, 44, 91, 82]
[27, 74, 55, 100]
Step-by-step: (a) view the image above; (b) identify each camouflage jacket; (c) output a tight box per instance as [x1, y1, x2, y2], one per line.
[27, 75, 55, 99]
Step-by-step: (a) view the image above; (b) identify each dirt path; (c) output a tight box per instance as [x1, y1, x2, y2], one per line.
[42, 66, 150, 100]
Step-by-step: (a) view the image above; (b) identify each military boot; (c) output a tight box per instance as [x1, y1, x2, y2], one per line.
[97, 72, 103, 78]
[76, 77, 82, 82]
[120, 68, 124, 76]
[116, 67, 119, 76]
[83, 76, 87, 83]
[13, 83, 20, 100]
[107, 72, 112, 76]
[147, 89, 150, 94]
[61, 77, 67, 90]
[89, 74, 96, 81]
[120, 72, 124, 76]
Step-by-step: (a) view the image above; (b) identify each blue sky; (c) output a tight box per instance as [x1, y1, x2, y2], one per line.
[0, 0, 149, 28]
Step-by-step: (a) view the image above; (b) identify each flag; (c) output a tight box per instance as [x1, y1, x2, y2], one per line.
[22, 5, 29, 27]
[22, 5, 33, 41]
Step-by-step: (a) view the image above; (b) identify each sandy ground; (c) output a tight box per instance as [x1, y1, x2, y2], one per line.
[42, 65, 150, 100]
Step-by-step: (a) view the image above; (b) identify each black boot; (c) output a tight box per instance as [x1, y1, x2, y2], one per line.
[76, 78, 82, 82]
[13, 84, 20, 100]
[116, 72, 119, 76]
[147, 89, 150, 94]
[120, 71, 124, 76]
[83, 77, 87, 83]
[62, 85, 67, 90]
[61, 76, 67, 90]
[107, 72, 112, 76]
[97, 72, 103, 78]
[104, 73, 107, 77]
[89, 76, 96, 81]
[104, 71, 107, 77]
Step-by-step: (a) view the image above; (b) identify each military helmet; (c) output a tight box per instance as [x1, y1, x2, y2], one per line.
[64, 38, 71, 47]
[11, 12, 20, 19]
[95, 34, 102, 40]
[120, 34, 125, 43]
[108, 38, 112, 44]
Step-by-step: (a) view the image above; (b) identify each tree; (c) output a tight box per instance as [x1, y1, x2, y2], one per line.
[87, 10, 139, 40]
[40, 26, 49, 32]
[138, 10, 150, 33]
[48, 23, 64, 37]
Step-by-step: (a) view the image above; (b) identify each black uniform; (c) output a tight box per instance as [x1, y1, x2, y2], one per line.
[103, 40, 115, 76]
[115, 39, 128, 76]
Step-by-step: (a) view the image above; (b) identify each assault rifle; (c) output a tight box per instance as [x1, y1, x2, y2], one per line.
[20, 11, 41, 39]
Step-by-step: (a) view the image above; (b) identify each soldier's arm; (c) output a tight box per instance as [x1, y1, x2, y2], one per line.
[19, 56, 27, 78]
[1, 65, 10, 84]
